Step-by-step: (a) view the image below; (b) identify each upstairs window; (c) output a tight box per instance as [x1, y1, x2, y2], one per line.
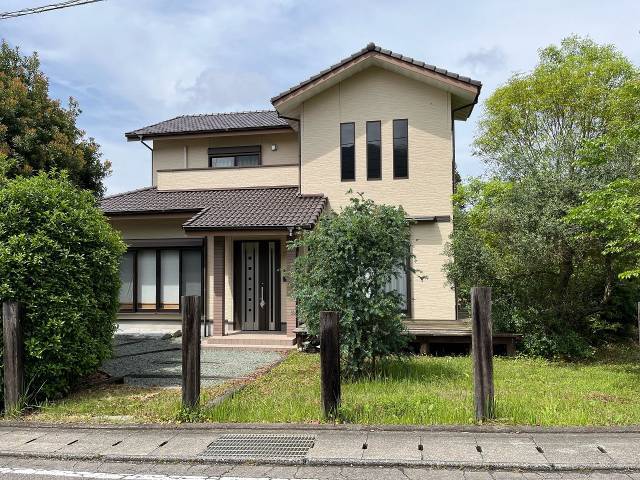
[208, 145, 261, 168]
[366, 121, 381, 180]
[393, 119, 408, 178]
[340, 122, 355, 181]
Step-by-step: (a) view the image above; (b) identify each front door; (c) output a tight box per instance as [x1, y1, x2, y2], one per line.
[236, 240, 281, 331]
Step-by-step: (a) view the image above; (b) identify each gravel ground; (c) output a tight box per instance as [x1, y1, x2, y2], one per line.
[102, 334, 282, 387]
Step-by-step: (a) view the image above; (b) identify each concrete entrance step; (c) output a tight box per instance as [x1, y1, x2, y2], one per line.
[203, 332, 296, 350]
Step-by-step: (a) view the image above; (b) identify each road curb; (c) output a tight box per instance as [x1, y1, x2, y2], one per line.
[3, 420, 640, 434]
[0, 450, 637, 473]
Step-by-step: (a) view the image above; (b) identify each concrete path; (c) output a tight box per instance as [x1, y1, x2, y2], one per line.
[1, 424, 639, 473]
[103, 335, 282, 387]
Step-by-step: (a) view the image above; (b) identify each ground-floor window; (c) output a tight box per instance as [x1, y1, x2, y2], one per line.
[385, 266, 410, 313]
[118, 247, 203, 312]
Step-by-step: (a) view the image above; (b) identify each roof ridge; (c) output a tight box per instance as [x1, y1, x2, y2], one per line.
[102, 185, 155, 200]
[271, 42, 482, 104]
[176, 109, 277, 118]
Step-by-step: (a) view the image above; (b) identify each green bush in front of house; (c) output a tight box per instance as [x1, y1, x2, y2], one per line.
[288, 194, 415, 378]
[0, 171, 125, 408]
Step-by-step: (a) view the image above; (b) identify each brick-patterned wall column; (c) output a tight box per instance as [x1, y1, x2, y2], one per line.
[213, 236, 225, 336]
[284, 247, 297, 335]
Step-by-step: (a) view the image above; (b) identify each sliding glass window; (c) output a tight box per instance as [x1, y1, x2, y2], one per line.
[181, 250, 202, 298]
[137, 250, 157, 311]
[393, 119, 409, 179]
[160, 250, 180, 310]
[384, 266, 410, 313]
[208, 145, 261, 168]
[340, 122, 355, 181]
[366, 121, 381, 180]
[119, 252, 135, 311]
[118, 247, 203, 312]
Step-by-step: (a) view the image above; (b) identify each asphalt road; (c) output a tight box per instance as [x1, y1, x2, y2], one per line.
[0, 457, 637, 479]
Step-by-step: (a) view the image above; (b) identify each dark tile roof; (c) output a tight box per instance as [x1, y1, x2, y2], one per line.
[271, 42, 482, 104]
[101, 186, 326, 231]
[125, 110, 291, 139]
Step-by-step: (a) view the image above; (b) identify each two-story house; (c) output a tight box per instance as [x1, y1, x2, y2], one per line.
[101, 43, 483, 350]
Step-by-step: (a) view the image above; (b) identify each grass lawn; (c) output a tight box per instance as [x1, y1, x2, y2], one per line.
[19, 345, 640, 426]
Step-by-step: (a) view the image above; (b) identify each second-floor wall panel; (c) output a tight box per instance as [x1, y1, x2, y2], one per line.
[152, 131, 299, 188]
[300, 67, 453, 217]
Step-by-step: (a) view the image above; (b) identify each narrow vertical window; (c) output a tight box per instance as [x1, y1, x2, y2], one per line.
[119, 252, 135, 310]
[393, 119, 408, 178]
[137, 250, 157, 310]
[385, 266, 410, 313]
[340, 122, 355, 181]
[366, 121, 381, 180]
[160, 250, 180, 310]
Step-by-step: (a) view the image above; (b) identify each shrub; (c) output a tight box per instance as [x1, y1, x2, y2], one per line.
[289, 194, 415, 378]
[0, 172, 125, 407]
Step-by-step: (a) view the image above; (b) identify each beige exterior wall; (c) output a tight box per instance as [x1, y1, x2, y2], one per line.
[410, 221, 455, 321]
[156, 164, 298, 191]
[300, 66, 453, 217]
[151, 131, 299, 187]
[109, 215, 193, 239]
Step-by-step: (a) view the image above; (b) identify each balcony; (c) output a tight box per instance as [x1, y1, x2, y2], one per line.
[156, 163, 299, 191]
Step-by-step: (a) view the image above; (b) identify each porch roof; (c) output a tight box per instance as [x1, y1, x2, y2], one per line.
[101, 186, 326, 231]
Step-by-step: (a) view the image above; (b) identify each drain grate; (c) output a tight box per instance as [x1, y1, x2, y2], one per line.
[201, 433, 316, 459]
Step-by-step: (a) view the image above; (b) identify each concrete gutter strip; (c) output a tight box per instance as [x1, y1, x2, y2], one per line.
[0, 425, 638, 472]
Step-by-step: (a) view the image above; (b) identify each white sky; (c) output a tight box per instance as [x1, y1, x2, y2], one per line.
[2, 0, 640, 194]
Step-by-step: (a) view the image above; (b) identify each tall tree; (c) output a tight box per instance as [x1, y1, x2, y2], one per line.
[445, 37, 640, 357]
[0, 40, 109, 195]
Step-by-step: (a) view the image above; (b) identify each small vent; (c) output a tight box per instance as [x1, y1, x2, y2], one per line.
[201, 434, 315, 459]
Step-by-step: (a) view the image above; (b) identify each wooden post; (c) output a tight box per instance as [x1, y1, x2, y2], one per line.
[471, 287, 494, 421]
[2, 301, 25, 413]
[320, 311, 340, 419]
[181, 295, 201, 409]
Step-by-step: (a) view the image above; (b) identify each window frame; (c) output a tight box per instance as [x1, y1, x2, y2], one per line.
[393, 118, 409, 179]
[119, 246, 204, 313]
[340, 122, 356, 181]
[366, 120, 382, 180]
[208, 145, 262, 169]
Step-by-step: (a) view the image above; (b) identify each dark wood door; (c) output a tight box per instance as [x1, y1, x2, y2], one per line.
[234, 240, 281, 331]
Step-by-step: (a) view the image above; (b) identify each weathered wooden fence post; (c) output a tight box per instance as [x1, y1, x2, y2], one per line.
[2, 301, 25, 413]
[637, 302, 640, 346]
[320, 311, 340, 419]
[181, 295, 201, 409]
[471, 287, 494, 421]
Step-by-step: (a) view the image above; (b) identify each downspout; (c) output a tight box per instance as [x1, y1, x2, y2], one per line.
[276, 112, 302, 194]
[137, 135, 154, 186]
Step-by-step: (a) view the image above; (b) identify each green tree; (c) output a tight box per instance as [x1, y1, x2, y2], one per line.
[289, 195, 413, 377]
[445, 36, 640, 357]
[0, 172, 125, 407]
[0, 40, 109, 195]
[567, 179, 640, 281]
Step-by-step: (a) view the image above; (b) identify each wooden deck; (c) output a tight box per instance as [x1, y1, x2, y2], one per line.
[294, 319, 521, 355]
[405, 319, 520, 355]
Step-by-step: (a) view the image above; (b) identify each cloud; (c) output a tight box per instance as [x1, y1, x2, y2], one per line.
[2, 0, 640, 194]
[177, 69, 274, 113]
[459, 47, 507, 76]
